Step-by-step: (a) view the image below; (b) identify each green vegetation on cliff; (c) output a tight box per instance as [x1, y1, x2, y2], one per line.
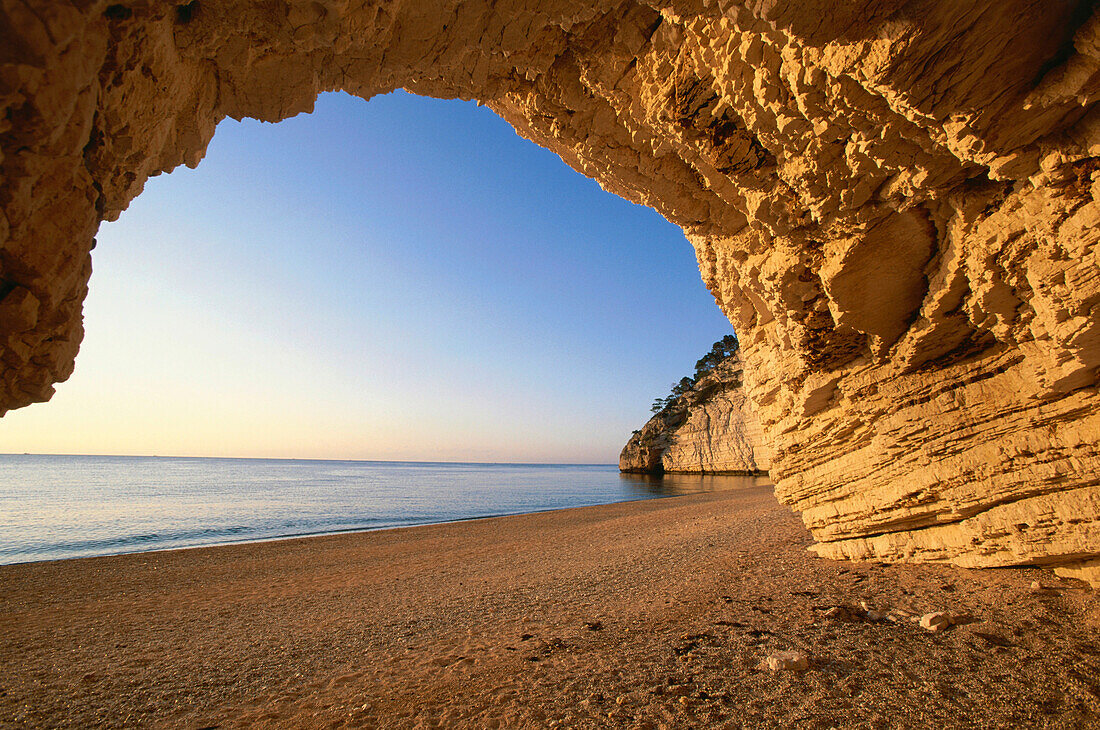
[650, 335, 739, 414]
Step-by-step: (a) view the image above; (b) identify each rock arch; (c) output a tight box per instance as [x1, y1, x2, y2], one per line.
[3, 0, 1100, 581]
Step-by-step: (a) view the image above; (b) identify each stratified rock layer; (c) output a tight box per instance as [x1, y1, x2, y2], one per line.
[621, 353, 770, 475]
[3, 1, 1100, 580]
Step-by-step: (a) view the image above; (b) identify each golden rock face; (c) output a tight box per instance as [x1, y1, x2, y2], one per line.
[2, 0, 1099, 579]
[620, 353, 771, 475]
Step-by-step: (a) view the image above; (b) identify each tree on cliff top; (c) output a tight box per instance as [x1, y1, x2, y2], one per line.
[693, 334, 739, 381]
[650, 334, 739, 413]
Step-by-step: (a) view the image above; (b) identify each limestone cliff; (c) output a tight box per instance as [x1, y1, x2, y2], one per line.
[3, 1, 1100, 582]
[621, 353, 770, 475]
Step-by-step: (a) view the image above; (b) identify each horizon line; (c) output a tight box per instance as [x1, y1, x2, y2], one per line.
[0, 452, 619, 468]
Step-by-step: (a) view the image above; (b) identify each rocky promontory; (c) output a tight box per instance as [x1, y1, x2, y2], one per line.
[621, 340, 770, 475]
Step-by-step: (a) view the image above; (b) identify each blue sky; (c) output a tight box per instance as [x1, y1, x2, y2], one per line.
[1, 91, 734, 463]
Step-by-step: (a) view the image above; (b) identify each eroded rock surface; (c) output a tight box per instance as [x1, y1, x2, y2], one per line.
[621, 352, 770, 475]
[3, 0, 1100, 579]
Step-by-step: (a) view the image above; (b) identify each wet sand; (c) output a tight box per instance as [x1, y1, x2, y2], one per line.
[2, 484, 1099, 728]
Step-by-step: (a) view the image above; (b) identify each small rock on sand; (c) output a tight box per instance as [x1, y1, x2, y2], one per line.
[823, 605, 860, 622]
[824, 603, 888, 623]
[919, 612, 952, 632]
[762, 650, 809, 672]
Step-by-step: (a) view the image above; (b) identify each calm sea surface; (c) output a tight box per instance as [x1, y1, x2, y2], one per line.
[0, 454, 771, 565]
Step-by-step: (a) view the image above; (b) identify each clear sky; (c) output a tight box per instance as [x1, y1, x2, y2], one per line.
[0, 91, 734, 463]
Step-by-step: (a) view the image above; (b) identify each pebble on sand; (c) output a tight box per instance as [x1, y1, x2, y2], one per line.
[919, 612, 952, 632]
[762, 650, 809, 672]
[823, 605, 860, 622]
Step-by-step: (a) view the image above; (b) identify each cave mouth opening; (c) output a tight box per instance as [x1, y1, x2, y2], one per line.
[2, 90, 736, 465]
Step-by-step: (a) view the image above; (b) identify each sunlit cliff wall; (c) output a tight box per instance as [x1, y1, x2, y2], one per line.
[2, 0, 1099, 581]
[620, 352, 771, 475]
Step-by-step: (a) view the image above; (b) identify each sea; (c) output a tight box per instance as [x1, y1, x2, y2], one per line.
[0, 454, 771, 565]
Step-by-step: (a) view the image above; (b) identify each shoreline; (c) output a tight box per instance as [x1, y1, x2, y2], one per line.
[619, 468, 770, 477]
[0, 475, 771, 568]
[0, 489, 705, 569]
[2, 485, 1098, 727]
[0, 462, 772, 568]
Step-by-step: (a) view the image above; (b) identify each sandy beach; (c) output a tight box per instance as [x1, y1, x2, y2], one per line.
[2, 483, 1098, 728]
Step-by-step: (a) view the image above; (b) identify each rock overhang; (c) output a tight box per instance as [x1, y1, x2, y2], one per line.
[2, 0, 1099, 582]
